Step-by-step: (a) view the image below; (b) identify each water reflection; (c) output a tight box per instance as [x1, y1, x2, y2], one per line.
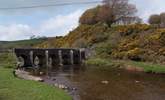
[48, 65, 86, 77]
[45, 66, 165, 100]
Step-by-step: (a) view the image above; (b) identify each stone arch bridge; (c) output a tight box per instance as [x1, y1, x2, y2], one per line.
[14, 48, 86, 68]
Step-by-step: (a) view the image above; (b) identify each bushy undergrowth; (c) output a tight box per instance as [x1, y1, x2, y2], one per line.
[85, 58, 113, 66]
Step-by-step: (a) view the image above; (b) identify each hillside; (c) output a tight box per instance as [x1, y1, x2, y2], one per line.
[37, 23, 165, 64]
[0, 38, 48, 49]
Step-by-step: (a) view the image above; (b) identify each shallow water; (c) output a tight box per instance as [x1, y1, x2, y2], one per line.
[47, 65, 165, 100]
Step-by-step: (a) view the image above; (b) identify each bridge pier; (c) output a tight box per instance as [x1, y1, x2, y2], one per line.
[45, 50, 49, 67]
[79, 49, 82, 64]
[48, 57, 53, 68]
[29, 51, 34, 67]
[70, 50, 74, 65]
[14, 48, 86, 68]
[45, 50, 49, 76]
[58, 50, 63, 66]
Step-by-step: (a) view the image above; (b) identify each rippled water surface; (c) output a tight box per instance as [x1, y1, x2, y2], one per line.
[48, 66, 165, 100]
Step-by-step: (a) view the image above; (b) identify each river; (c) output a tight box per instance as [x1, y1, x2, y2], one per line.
[42, 65, 165, 100]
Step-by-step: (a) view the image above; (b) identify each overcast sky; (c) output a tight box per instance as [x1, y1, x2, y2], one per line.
[0, 0, 165, 41]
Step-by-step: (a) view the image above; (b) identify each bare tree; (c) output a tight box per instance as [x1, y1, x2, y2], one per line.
[96, 5, 114, 26]
[102, 0, 137, 26]
[79, 0, 137, 27]
[116, 16, 142, 25]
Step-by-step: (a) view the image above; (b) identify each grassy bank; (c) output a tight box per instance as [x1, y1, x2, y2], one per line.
[0, 38, 47, 49]
[86, 58, 165, 74]
[0, 53, 71, 100]
[0, 53, 16, 68]
[129, 61, 165, 73]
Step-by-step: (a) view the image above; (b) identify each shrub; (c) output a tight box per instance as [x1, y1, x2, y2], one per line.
[72, 38, 88, 48]
[85, 58, 113, 66]
[117, 24, 150, 36]
[126, 48, 143, 61]
[96, 42, 113, 57]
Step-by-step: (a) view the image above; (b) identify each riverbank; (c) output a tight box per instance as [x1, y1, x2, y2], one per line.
[0, 53, 71, 100]
[85, 58, 165, 74]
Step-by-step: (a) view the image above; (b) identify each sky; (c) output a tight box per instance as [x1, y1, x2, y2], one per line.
[0, 0, 165, 41]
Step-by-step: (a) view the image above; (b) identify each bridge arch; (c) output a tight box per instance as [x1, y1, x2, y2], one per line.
[14, 48, 86, 68]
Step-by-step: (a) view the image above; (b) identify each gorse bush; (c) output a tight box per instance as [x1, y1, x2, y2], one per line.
[117, 24, 150, 36]
[38, 23, 165, 64]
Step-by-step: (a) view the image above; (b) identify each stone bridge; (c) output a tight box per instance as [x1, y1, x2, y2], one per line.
[14, 48, 86, 68]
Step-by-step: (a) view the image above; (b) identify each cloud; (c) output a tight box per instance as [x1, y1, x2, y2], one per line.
[2, 0, 165, 40]
[0, 10, 84, 41]
[0, 0, 100, 15]
[0, 24, 33, 41]
[0, 0, 100, 41]
[131, 0, 165, 22]
[38, 10, 83, 36]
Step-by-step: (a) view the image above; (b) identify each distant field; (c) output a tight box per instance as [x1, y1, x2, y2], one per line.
[0, 38, 48, 49]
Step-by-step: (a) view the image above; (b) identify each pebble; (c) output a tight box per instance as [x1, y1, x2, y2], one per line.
[54, 83, 58, 87]
[101, 80, 109, 84]
[54, 83, 68, 89]
[39, 72, 44, 75]
[59, 84, 65, 89]
[135, 80, 140, 83]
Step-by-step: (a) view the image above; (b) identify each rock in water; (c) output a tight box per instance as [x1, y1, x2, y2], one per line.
[39, 72, 44, 75]
[101, 80, 109, 84]
[135, 80, 140, 83]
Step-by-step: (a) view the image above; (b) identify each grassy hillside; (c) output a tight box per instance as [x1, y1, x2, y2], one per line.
[37, 23, 165, 64]
[0, 38, 48, 49]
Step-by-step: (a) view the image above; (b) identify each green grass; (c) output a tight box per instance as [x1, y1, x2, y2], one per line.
[0, 53, 17, 68]
[0, 53, 71, 100]
[85, 58, 114, 66]
[0, 67, 71, 100]
[0, 38, 47, 49]
[130, 61, 165, 73]
[85, 58, 121, 69]
[86, 58, 165, 74]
